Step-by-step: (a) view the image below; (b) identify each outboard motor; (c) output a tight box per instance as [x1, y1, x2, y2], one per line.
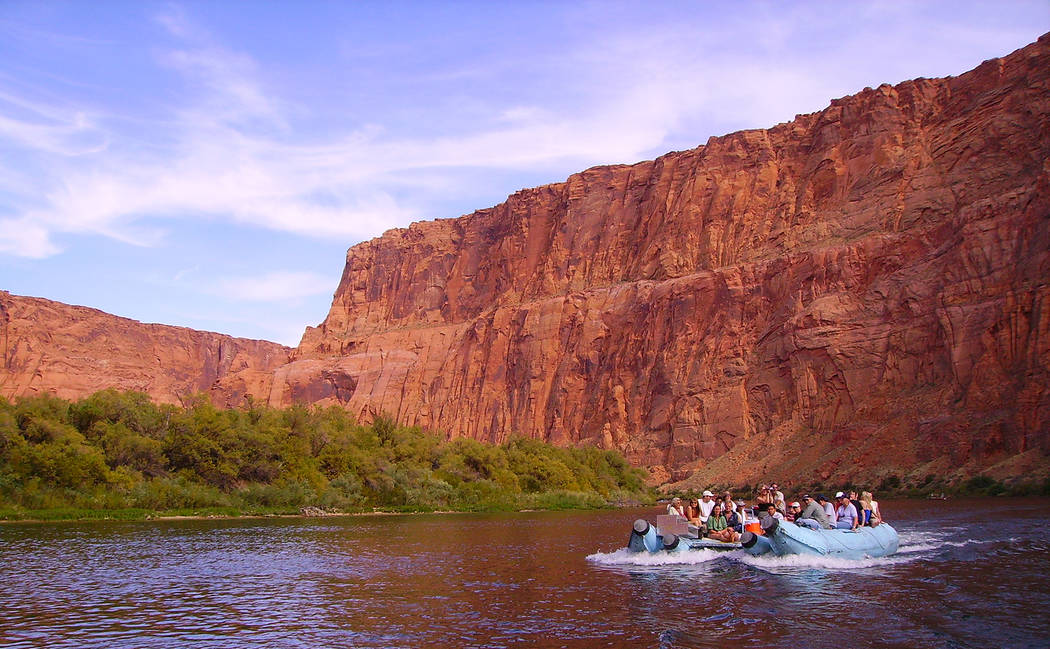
[662, 532, 683, 552]
[628, 519, 661, 553]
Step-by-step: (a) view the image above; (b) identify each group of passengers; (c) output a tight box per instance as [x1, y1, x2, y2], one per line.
[788, 490, 883, 530]
[667, 485, 883, 542]
[666, 490, 744, 543]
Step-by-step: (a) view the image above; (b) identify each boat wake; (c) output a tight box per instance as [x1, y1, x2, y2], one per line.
[586, 547, 726, 566]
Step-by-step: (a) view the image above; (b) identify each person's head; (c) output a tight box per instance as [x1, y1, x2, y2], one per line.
[849, 490, 858, 499]
[672, 497, 682, 507]
[790, 502, 801, 514]
[690, 498, 700, 507]
[816, 494, 827, 504]
[765, 503, 777, 515]
[711, 504, 722, 517]
[860, 491, 872, 504]
[723, 491, 732, 499]
[802, 494, 812, 504]
[835, 491, 848, 504]
[702, 490, 713, 501]
[771, 483, 779, 490]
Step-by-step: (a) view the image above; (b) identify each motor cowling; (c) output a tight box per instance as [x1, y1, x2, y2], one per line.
[628, 519, 661, 553]
[662, 533, 681, 551]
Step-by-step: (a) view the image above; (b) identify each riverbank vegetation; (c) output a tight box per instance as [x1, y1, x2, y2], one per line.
[0, 391, 653, 521]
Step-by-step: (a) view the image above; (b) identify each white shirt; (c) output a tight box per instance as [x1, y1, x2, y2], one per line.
[698, 498, 716, 522]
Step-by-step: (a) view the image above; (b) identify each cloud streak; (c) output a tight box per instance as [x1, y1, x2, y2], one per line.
[0, 2, 1045, 264]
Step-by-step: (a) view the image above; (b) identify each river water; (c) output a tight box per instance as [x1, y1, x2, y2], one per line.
[2, 498, 1048, 648]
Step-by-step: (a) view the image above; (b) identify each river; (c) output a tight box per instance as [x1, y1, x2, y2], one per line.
[2, 498, 1049, 648]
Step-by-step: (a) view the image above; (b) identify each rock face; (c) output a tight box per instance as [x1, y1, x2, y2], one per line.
[282, 35, 1050, 485]
[4, 36, 1049, 487]
[0, 292, 291, 406]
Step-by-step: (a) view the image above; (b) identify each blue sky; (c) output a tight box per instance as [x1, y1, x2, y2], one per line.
[1, 1, 1047, 346]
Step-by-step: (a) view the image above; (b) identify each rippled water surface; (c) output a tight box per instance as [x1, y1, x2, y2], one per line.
[2, 498, 1049, 648]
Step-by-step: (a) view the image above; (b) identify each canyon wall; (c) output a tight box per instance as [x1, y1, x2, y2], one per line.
[0, 292, 291, 406]
[3, 36, 1048, 486]
[279, 36, 1050, 485]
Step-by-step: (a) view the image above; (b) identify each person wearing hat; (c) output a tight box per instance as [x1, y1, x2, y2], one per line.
[796, 494, 831, 529]
[698, 490, 717, 526]
[786, 501, 802, 522]
[833, 491, 859, 529]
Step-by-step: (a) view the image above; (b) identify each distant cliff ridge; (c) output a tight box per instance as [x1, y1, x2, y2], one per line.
[3, 35, 1049, 486]
[0, 292, 291, 406]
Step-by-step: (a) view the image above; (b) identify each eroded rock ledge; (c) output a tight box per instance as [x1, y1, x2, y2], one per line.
[4, 35, 1049, 486]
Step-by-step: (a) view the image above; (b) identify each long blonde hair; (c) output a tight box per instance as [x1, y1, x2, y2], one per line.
[860, 491, 874, 510]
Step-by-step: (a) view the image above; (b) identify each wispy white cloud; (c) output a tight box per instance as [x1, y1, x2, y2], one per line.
[0, 1, 1044, 265]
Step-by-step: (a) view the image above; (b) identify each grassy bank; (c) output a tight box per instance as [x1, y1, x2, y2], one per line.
[0, 390, 654, 522]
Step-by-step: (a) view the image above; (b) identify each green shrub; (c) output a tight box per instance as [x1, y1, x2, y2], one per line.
[0, 390, 650, 517]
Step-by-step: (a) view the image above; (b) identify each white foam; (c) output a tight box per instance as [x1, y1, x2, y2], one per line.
[734, 551, 922, 571]
[586, 548, 727, 566]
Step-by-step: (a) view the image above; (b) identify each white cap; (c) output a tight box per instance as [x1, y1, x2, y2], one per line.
[702, 490, 714, 497]
[790, 502, 801, 508]
[835, 491, 845, 498]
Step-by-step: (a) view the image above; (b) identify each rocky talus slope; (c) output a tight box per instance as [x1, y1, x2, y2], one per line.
[4, 35, 1048, 486]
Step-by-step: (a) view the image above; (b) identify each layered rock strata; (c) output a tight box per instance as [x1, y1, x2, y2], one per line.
[281, 35, 1050, 484]
[0, 292, 291, 406]
[4, 36, 1049, 486]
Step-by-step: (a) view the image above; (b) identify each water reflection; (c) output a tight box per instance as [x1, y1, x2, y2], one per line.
[2, 500, 1050, 648]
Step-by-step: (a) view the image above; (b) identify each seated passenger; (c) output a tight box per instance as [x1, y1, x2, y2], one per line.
[667, 497, 685, 517]
[756, 484, 773, 506]
[685, 498, 702, 527]
[849, 490, 865, 524]
[860, 491, 881, 525]
[722, 492, 736, 513]
[762, 503, 785, 521]
[833, 491, 859, 530]
[786, 501, 802, 522]
[817, 494, 836, 522]
[706, 504, 740, 543]
[726, 503, 742, 533]
[698, 490, 716, 524]
[796, 494, 832, 529]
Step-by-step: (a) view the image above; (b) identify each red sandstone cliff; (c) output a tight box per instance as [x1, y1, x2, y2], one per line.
[4, 36, 1048, 487]
[280, 35, 1050, 485]
[0, 292, 291, 406]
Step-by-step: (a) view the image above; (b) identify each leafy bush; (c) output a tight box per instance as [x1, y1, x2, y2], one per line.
[0, 390, 652, 517]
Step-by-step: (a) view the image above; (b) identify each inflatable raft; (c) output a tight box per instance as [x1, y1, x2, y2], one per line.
[740, 516, 899, 559]
[628, 513, 898, 559]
